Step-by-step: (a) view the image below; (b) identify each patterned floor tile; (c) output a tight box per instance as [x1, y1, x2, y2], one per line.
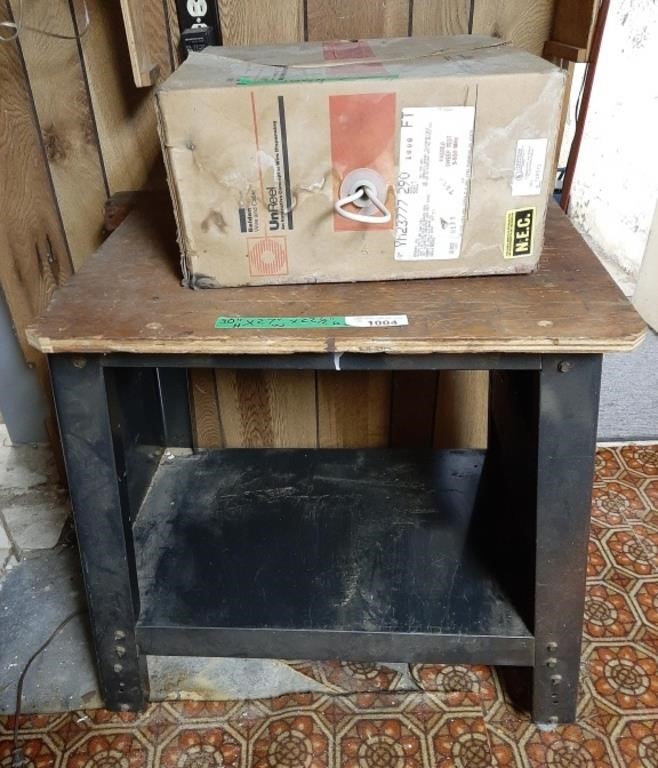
[0, 734, 61, 768]
[287, 661, 403, 693]
[5, 445, 658, 768]
[595, 449, 625, 482]
[410, 665, 498, 710]
[632, 579, 658, 630]
[603, 528, 656, 578]
[586, 644, 658, 713]
[523, 724, 617, 768]
[62, 731, 153, 768]
[0, 713, 68, 742]
[584, 582, 641, 640]
[639, 477, 658, 519]
[430, 716, 493, 768]
[614, 718, 658, 768]
[628, 524, 658, 570]
[592, 482, 647, 527]
[618, 446, 658, 478]
[588, 535, 611, 579]
[157, 725, 243, 768]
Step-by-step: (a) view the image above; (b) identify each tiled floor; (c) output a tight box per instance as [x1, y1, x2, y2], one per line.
[2, 444, 658, 767]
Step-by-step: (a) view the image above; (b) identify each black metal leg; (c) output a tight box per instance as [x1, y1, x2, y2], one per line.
[533, 354, 602, 724]
[50, 355, 148, 710]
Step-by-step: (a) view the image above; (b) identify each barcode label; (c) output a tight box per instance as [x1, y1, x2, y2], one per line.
[395, 106, 474, 261]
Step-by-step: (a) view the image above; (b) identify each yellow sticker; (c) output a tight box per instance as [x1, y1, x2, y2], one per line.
[504, 206, 536, 259]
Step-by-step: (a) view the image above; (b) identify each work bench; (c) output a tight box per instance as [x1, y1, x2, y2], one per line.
[28, 203, 644, 724]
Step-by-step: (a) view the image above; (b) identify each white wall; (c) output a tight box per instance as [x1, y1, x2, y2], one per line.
[568, 0, 658, 281]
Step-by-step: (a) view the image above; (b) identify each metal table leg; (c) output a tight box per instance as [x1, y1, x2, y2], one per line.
[50, 355, 149, 710]
[532, 354, 602, 723]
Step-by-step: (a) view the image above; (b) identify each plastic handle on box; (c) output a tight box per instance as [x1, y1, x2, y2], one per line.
[334, 169, 391, 225]
[334, 184, 391, 224]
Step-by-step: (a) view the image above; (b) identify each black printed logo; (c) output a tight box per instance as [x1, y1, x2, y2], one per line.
[505, 207, 535, 259]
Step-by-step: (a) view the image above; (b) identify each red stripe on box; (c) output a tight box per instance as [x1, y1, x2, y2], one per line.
[329, 93, 396, 231]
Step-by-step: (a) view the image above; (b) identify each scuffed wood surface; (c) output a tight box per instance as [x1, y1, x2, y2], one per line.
[28, 203, 645, 355]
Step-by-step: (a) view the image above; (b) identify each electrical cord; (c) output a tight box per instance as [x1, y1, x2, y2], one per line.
[0, 0, 90, 43]
[11, 610, 86, 768]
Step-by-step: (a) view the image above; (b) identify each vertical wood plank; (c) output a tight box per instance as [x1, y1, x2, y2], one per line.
[411, 0, 470, 36]
[217, 0, 304, 45]
[434, 371, 489, 449]
[550, 0, 598, 51]
[390, 371, 438, 448]
[306, 0, 410, 40]
[0, 3, 72, 366]
[317, 372, 392, 448]
[164, 0, 182, 66]
[119, 0, 160, 86]
[216, 370, 317, 447]
[472, 0, 555, 56]
[81, 0, 164, 194]
[8, 0, 108, 270]
[189, 369, 223, 448]
[143, 0, 179, 73]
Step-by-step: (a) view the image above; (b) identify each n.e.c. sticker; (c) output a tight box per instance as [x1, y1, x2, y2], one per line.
[504, 207, 535, 259]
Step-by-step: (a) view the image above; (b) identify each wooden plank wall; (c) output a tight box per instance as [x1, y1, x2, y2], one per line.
[0, 0, 179, 442]
[0, 0, 554, 449]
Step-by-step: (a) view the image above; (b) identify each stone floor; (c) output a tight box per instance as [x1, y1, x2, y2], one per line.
[0, 425, 68, 574]
[2, 427, 658, 765]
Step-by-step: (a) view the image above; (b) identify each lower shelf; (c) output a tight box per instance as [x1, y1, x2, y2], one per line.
[134, 449, 534, 665]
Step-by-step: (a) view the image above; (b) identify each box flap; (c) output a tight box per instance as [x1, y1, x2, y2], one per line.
[159, 35, 559, 92]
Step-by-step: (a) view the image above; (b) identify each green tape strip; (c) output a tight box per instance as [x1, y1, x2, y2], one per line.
[237, 74, 398, 85]
[215, 316, 349, 329]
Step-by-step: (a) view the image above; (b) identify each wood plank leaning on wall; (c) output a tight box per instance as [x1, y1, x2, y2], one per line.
[0, 0, 180, 445]
[7, 0, 108, 271]
[0, 2, 72, 420]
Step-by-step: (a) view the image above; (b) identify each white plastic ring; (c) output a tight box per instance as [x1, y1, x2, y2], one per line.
[334, 185, 391, 224]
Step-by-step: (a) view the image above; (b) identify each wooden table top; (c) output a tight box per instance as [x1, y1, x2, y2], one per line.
[28, 202, 645, 356]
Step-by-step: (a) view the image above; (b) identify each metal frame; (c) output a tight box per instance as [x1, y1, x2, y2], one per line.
[49, 351, 602, 722]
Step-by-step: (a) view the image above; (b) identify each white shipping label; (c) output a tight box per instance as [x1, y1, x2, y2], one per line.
[344, 314, 409, 328]
[395, 106, 475, 261]
[512, 138, 548, 196]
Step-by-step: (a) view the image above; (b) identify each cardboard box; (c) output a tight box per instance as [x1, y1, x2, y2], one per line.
[156, 36, 565, 288]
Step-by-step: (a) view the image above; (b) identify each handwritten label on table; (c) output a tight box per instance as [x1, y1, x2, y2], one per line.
[214, 315, 409, 329]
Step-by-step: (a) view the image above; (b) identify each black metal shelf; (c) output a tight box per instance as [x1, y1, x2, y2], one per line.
[134, 448, 534, 665]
